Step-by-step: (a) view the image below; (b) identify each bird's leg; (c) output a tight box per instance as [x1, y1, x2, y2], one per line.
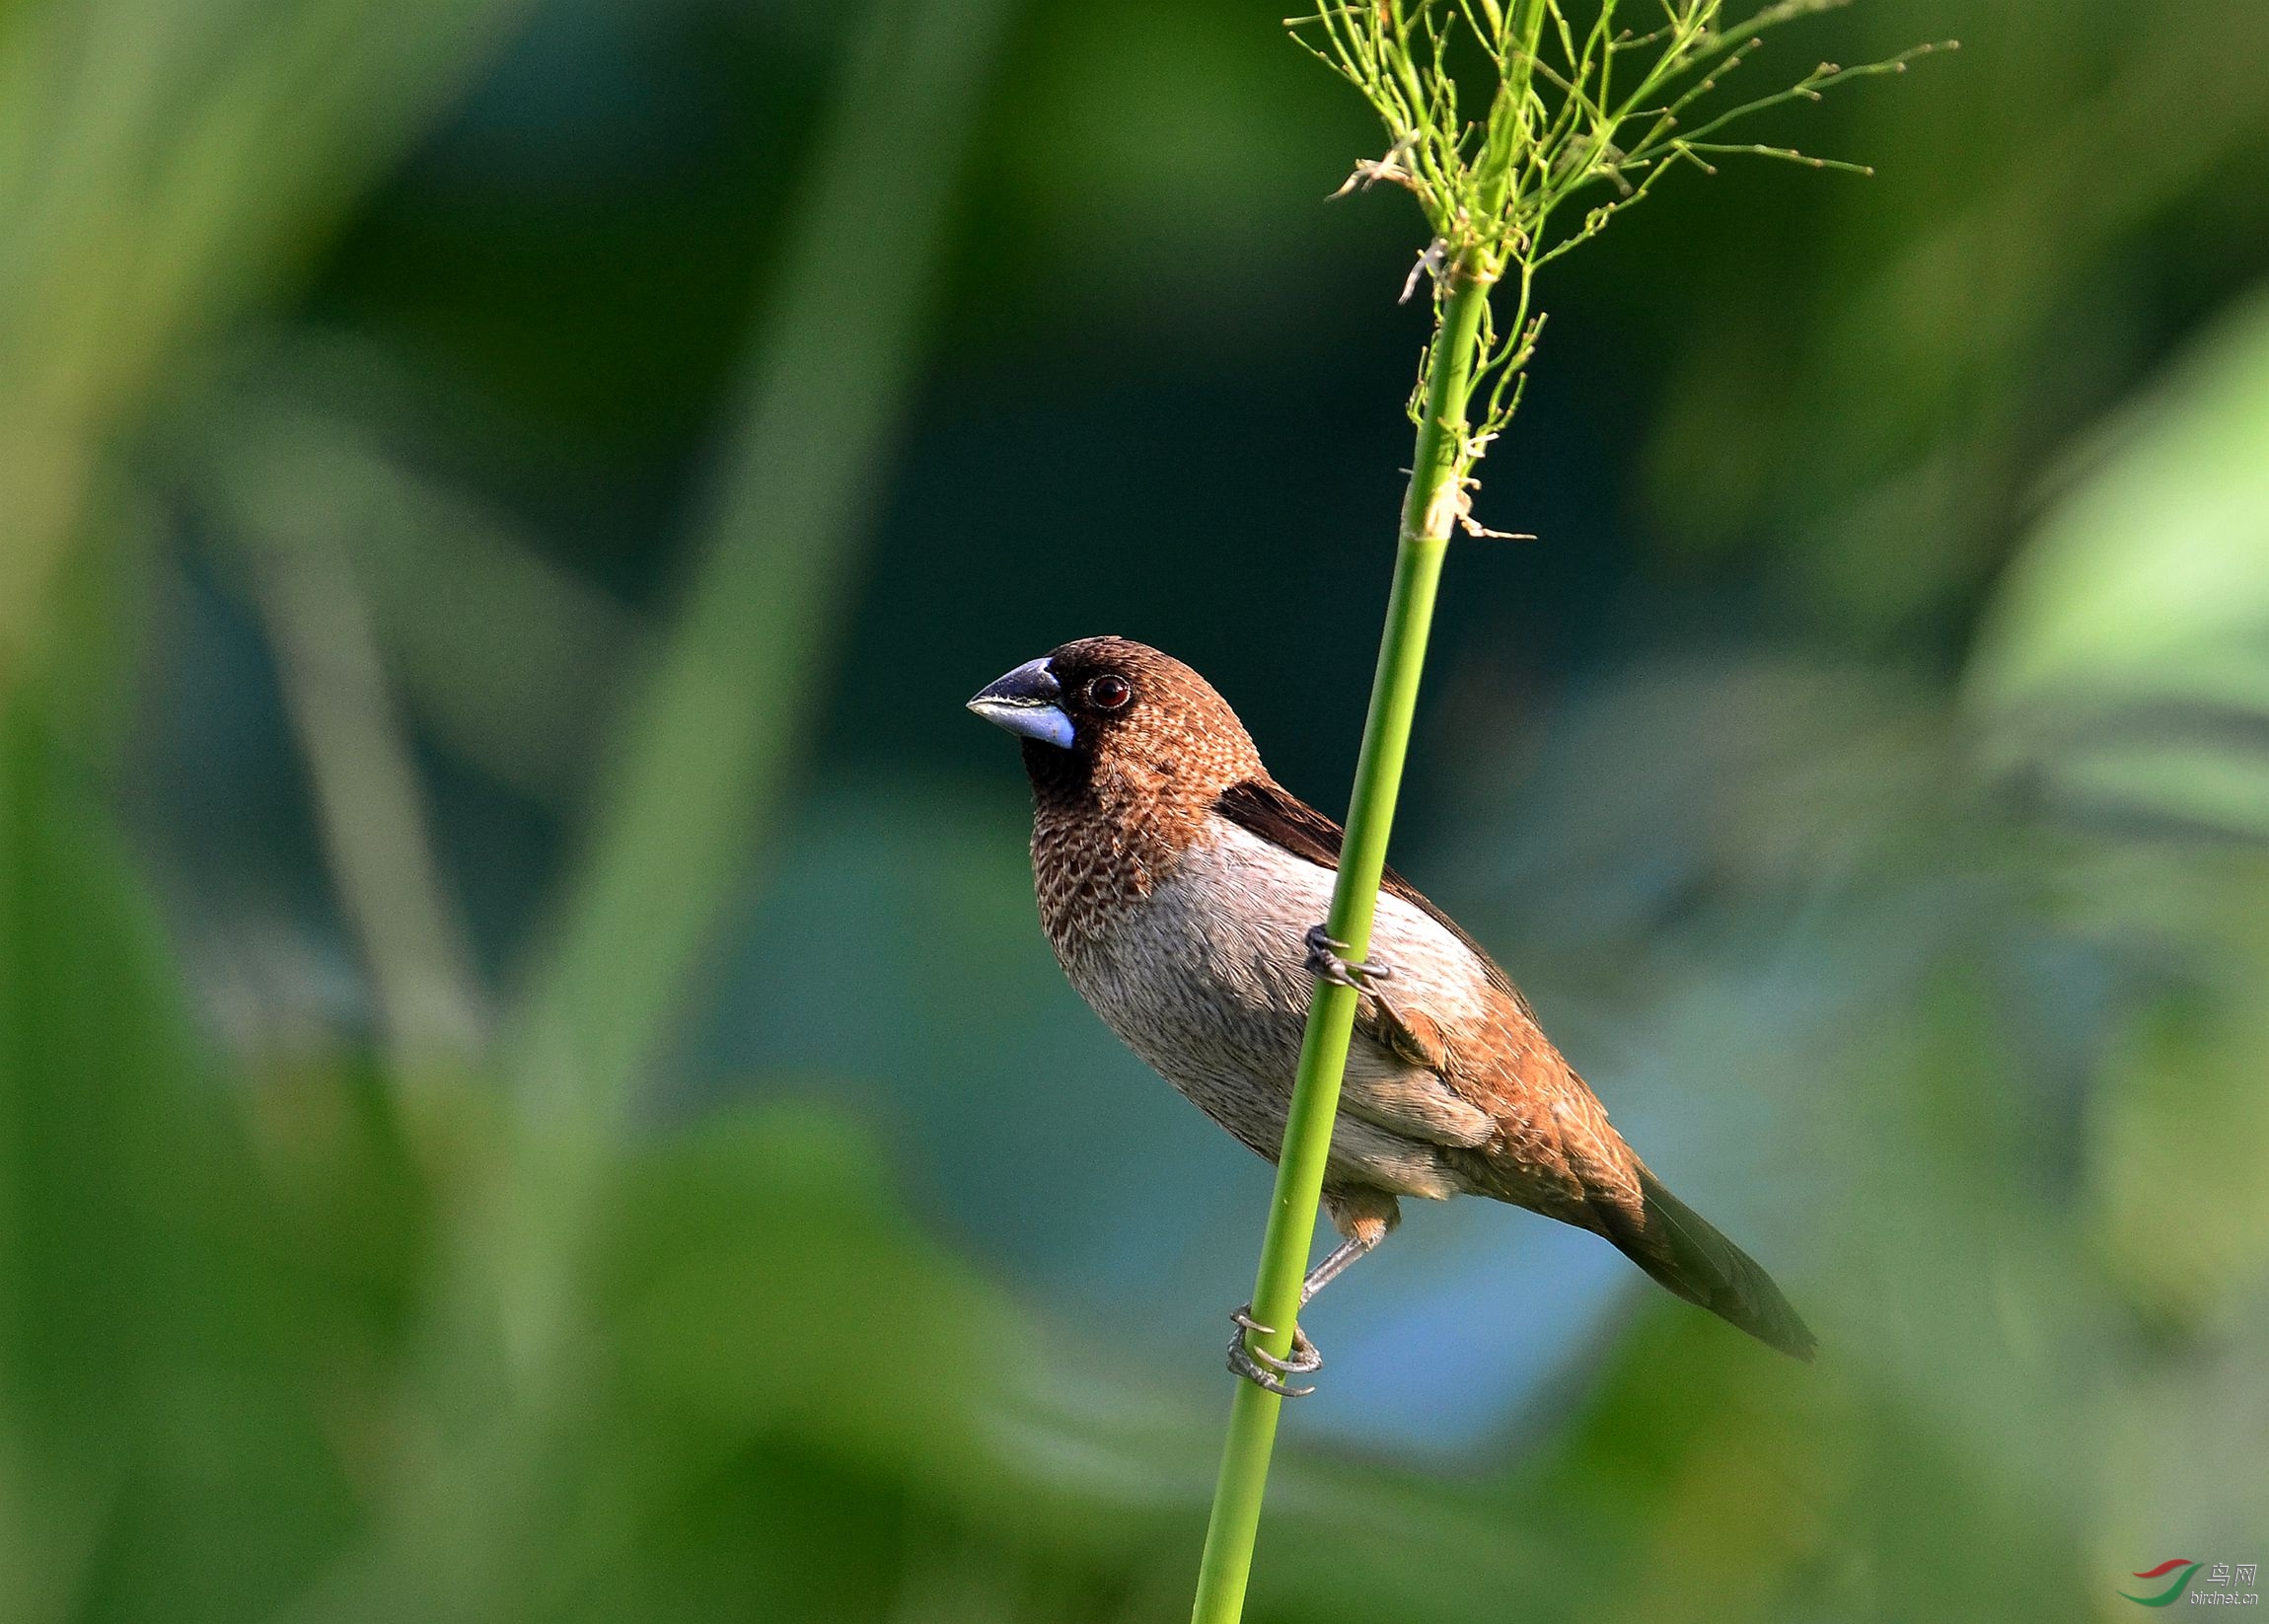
[1304, 923, 1391, 991]
[1298, 1231, 1376, 1305]
[1226, 1230, 1382, 1398]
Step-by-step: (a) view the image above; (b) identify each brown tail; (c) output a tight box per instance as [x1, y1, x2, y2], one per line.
[1589, 1166, 1817, 1362]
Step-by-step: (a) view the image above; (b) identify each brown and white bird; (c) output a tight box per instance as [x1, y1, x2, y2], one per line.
[969, 635, 1813, 1393]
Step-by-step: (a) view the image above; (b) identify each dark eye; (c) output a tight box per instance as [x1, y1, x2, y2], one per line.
[1087, 675, 1132, 710]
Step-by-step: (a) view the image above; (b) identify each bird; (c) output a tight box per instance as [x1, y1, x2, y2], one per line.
[967, 635, 1814, 1394]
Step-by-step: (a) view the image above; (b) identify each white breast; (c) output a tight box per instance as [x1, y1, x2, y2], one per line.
[1056, 819, 1499, 1194]
[1178, 822, 1496, 1029]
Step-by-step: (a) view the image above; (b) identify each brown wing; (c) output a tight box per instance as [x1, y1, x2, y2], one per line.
[1211, 777, 1535, 1018]
[1212, 776, 1816, 1361]
[1212, 775, 1609, 1173]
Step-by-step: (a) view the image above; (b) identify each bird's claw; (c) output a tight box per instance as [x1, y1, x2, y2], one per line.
[1304, 923, 1391, 992]
[1227, 1304, 1322, 1397]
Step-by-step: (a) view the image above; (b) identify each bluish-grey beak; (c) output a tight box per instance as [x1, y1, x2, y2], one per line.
[967, 656, 1075, 749]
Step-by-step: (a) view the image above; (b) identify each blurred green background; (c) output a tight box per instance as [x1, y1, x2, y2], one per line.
[3, 0, 2267, 1619]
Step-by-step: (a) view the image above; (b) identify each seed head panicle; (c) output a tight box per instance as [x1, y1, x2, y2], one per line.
[1293, 0, 1950, 536]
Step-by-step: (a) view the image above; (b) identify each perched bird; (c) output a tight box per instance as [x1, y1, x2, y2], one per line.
[968, 635, 1814, 1393]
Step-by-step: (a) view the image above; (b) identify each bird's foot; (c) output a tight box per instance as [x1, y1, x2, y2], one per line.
[1227, 1304, 1322, 1398]
[1304, 923, 1392, 992]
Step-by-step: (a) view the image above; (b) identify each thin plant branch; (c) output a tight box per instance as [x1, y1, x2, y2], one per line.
[236, 462, 487, 1072]
[1192, 4, 1942, 1620]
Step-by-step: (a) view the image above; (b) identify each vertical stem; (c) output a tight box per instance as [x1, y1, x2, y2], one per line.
[248, 496, 486, 1071]
[512, 0, 1016, 1124]
[283, 6, 1020, 1617]
[1189, 265, 1495, 1624]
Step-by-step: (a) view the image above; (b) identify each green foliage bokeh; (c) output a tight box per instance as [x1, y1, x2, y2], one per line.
[2, 1, 2266, 1620]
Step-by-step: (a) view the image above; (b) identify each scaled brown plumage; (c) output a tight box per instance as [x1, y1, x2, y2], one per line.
[969, 635, 1814, 1384]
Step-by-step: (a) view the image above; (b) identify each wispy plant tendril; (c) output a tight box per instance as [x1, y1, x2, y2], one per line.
[1293, 0, 1950, 536]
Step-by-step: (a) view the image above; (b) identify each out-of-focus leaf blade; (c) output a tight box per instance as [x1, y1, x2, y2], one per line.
[188, 347, 640, 804]
[0, 0, 532, 696]
[0, 713, 372, 1624]
[1968, 286, 2269, 836]
[2087, 879, 2269, 1329]
[513, 0, 1020, 1118]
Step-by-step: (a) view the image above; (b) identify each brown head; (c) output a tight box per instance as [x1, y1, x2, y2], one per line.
[967, 636, 1265, 940]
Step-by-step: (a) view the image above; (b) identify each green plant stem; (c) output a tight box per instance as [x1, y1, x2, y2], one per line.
[275, 5, 1018, 1615]
[512, 0, 1014, 1123]
[1190, 264, 1495, 1624]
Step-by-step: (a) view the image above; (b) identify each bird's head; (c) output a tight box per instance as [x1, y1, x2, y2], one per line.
[967, 636, 1263, 811]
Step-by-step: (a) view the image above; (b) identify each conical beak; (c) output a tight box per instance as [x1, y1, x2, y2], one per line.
[967, 656, 1075, 749]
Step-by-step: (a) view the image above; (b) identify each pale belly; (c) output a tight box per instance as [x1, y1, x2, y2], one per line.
[1054, 822, 1498, 1200]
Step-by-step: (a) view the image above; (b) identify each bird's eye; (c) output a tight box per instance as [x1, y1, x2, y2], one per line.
[1087, 675, 1132, 710]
